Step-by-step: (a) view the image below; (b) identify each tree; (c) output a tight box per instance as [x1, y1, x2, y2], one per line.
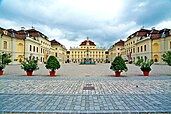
[110, 56, 128, 72]
[45, 56, 60, 72]
[162, 51, 171, 66]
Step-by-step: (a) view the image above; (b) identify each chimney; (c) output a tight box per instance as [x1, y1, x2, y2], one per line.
[21, 27, 25, 30]
[151, 27, 155, 30]
[32, 26, 35, 29]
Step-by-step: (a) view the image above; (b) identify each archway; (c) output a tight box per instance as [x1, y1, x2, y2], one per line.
[154, 55, 159, 62]
[17, 55, 24, 62]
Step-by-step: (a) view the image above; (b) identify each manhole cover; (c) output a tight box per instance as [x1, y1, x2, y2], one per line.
[83, 86, 95, 90]
[85, 75, 90, 77]
[86, 84, 92, 86]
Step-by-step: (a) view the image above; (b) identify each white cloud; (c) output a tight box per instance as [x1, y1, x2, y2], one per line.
[0, 18, 19, 29]
[1, 0, 171, 50]
[155, 20, 171, 29]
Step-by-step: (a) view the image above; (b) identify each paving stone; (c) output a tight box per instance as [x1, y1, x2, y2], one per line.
[0, 67, 171, 113]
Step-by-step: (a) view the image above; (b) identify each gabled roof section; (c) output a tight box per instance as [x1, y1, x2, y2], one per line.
[80, 38, 96, 46]
[114, 40, 124, 46]
[51, 39, 62, 46]
[127, 28, 151, 40]
[17, 28, 48, 39]
[51, 39, 66, 49]
[149, 29, 161, 40]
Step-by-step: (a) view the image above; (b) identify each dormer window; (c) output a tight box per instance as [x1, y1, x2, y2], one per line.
[169, 30, 171, 35]
[3, 30, 8, 35]
[86, 42, 90, 46]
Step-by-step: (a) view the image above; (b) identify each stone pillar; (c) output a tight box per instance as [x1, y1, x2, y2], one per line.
[11, 39, 17, 64]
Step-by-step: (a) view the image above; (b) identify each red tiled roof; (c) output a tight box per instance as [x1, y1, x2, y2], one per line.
[159, 28, 171, 37]
[128, 29, 150, 39]
[80, 39, 96, 46]
[114, 40, 124, 46]
[150, 33, 161, 39]
[17, 29, 48, 39]
[51, 39, 62, 46]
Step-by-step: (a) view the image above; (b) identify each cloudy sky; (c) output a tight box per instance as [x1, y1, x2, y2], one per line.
[0, 0, 171, 50]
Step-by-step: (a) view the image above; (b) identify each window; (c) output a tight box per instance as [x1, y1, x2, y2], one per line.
[30, 45, 32, 51]
[144, 45, 146, 51]
[133, 48, 135, 53]
[56, 53, 58, 57]
[137, 47, 139, 52]
[153, 43, 159, 52]
[33, 46, 35, 52]
[3, 41, 7, 49]
[37, 47, 39, 52]
[170, 41, 171, 49]
[141, 46, 143, 52]
[41, 48, 42, 53]
[118, 48, 120, 50]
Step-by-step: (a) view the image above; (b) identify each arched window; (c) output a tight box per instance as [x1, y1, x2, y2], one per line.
[3, 41, 7, 49]
[153, 43, 159, 52]
[18, 43, 24, 52]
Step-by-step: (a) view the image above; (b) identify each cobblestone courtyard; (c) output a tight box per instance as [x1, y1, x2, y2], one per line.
[0, 64, 171, 113]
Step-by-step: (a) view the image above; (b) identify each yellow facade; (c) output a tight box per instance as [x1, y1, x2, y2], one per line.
[1, 26, 171, 65]
[108, 40, 124, 62]
[69, 39, 106, 63]
[0, 27, 67, 64]
[52, 45, 67, 64]
[110, 28, 171, 64]
[109, 45, 123, 62]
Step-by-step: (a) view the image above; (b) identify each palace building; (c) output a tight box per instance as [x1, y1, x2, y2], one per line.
[68, 38, 107, 63]
[1, 26, 171, 65]
[109, 28, 171, 63]
[0, 27, 67, 64]
[108, 40, 124, 62]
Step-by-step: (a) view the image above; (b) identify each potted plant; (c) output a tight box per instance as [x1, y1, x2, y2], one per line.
[110, 56, 128, 77]
[2, 53, 12, 65]
[135, 56, 154, 76]
[21, 56, 39, 76]
[0, 64, 5, 75]
[0, 54, 6, 75]
[162, 51, 171, 66]
[45, 56, 60, 76]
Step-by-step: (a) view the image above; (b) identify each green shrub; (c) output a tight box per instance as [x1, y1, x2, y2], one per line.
[21, 56, 39, 72]
[45, 56, 60, 72]
[110, 56, 128, 72]
[0, 64, 5, 70]
[162, 51, 171, 66]
[0, 54, 6, 70]
[135, 56, 154, 72]
[2, 53, 12, 65]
